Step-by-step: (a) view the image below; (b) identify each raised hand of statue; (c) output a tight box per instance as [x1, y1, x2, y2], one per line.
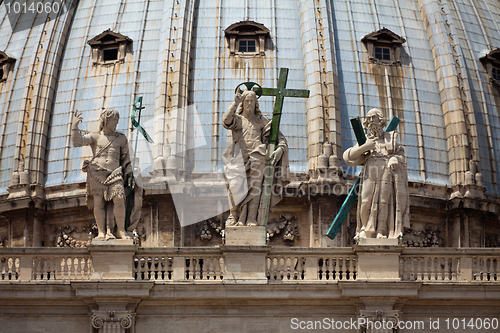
[234, 92, 243, 105]
[72, 110, 83, 130]
[271, 146, 284, 166]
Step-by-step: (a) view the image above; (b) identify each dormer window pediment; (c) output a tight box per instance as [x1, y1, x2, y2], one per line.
[362, 28, 406, 65]
[87, 30, 132, 65]
[0, 51, 16, 82]
[225, 21, 270, 56]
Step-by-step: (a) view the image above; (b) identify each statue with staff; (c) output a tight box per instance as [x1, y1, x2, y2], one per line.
[71, 97, 151, 240]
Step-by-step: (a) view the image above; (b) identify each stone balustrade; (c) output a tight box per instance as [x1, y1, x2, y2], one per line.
[1, 247, 499, 283]
[267, 248, 357, 282]
[0, 248, 92, 281]
[134, 248, 224, 281]
[400, 248, 499, 282]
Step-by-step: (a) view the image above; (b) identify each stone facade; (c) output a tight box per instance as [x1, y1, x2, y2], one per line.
[1, 0, 500, 332]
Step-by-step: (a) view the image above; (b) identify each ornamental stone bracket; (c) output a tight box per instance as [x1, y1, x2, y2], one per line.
[358, 310, 400, 333]
[92, 310, 134, 333]
[72, 281, 153, 333]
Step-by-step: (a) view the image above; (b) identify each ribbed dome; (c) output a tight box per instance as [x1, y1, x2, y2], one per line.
[0, 0, 499, 195]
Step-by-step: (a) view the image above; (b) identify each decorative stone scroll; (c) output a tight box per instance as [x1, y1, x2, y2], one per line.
[358, 310, 400, 333]
[91, 310, 134, 333]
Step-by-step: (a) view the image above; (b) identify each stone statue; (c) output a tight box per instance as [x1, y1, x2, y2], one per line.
[222, 90, 289, 226]
[343, 108, 409, 239]
[71, 109, 132, 240]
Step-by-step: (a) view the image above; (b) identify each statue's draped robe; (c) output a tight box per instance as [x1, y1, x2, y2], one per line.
[344, 131, 410, 238]
[223, 113, 289, 222]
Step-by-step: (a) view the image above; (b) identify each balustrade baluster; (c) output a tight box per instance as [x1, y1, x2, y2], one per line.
[492, 258, 498, 282]
[0, 257, 5, 280]
[153, 257, 159, 280]
[437, 257, 443, 280]
[340, 257, 346, 280]
[278, 257, 284, 280]
[7, 257, 13, 280]
[65, 257, 72, 280]
[443, 257, 450, 281]
[486, 258, 492, 281]
[286, 257, 292, 280]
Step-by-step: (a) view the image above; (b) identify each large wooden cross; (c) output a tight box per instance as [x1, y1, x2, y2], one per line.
[241, 68, 310, 226]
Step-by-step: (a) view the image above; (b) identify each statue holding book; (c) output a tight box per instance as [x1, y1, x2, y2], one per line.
[343, 108, 409, 239]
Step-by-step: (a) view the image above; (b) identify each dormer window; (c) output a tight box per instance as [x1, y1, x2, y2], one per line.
[87, 30, 132, 65]
[225, 21, 270, 56]
[238, 40, 256, 53]
[362, 28, 406, 64]
[493, 66, 500, 81]
[375, 47, 391, 61]
[480, 49, 500, 85]
[0, 51, 16, 82]
[103, 48, 119, 61]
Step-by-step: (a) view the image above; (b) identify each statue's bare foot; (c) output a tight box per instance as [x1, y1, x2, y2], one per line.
[95, 233, 106, 240]
[358, 230, 366, 238]
[105, 232, 116, 240]
[236, 221, 244, 226]
[246, 220, 257, 226]
[376, 232, 387, 239]
[117, 229, 132, 239]
[226, 215, 238, 227]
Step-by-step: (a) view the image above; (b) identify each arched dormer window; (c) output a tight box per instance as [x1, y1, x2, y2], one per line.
[87, 29, 132, 65]
[362, 28, 406, 65]
[225, 21, 270, 56]
[0, 51, 16, 82]
[480, 49, 500, 85]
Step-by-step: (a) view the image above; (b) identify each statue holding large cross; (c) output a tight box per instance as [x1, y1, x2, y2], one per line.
[223, 68, 309, 227]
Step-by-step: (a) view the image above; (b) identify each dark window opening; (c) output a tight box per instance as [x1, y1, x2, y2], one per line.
[0, 68, 4, 80]
[375, 47, 391, 61]
[103, 48, 119, 61]
[493, 67, 500, 81]
[238, 40, 256, 53]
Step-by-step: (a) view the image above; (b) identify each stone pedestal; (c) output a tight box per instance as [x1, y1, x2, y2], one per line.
[89, 239, 136, 280]
[223, 226, 268, 283]
[223, 247, 268, 283]
[224, 226, 267, 246]
[355, 238, 403, 281]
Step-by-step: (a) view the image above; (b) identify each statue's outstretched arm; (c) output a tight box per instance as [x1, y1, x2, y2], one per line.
[222, 93, 242, 128]
[71, 111, 92, 147]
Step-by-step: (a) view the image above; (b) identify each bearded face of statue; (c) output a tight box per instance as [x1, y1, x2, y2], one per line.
[367, 120, 383, 139]
[364, 109, 385, 139]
